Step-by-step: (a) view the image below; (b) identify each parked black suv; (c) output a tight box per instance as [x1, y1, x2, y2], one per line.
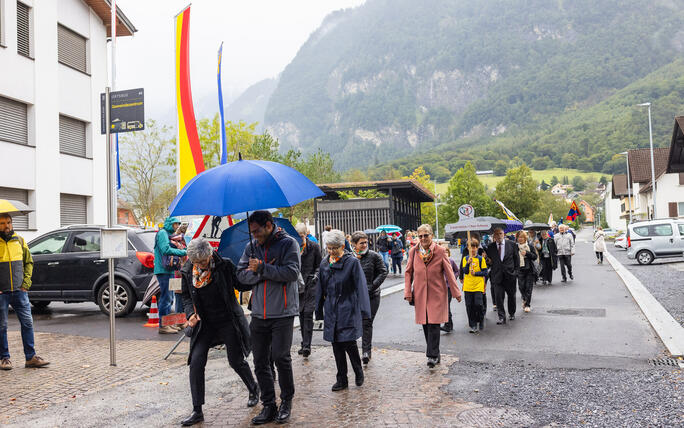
[27, 225, 157, 316]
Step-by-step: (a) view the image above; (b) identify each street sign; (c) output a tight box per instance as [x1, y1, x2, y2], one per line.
[100, 229, 129, 259]
[100, 88, 145, 134]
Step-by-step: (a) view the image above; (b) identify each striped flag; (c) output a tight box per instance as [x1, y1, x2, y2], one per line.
[566, 201, 580, 221]
[547, 212, 553, 225]
[175, 5, 205, 190]
[495, 199, 521, 222]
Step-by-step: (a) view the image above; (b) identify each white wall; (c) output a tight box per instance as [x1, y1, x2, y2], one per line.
[0, 0, 113, 240]
[604, 183, 627, 231]
[654, 173, 684, 218]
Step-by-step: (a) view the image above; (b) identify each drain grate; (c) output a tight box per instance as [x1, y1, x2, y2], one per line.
[649, 358, 682, 367]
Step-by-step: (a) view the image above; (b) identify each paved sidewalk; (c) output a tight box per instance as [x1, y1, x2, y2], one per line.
[0, 331, 188, 424]
[8, 343, 536, 427]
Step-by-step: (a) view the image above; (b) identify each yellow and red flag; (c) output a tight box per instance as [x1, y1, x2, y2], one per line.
[175, 5, 205, 190]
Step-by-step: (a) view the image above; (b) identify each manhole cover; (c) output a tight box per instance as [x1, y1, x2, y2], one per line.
[649, 358, 682, 367]
[545, 308, 606, 317]
[458, 407, 534, 427]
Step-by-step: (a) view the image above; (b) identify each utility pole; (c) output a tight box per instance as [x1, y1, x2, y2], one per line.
[637, 103, 657, 218]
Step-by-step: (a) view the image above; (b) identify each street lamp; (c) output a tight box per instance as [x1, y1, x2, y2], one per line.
[619, 151, 633, 225]
[637, 102, 657, 218]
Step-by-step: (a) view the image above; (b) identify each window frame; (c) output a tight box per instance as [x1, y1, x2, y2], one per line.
[28, 231, 70, 255]
[650, 224, 673, 237]
[16, 0, 32, 59]
[65, 229, 101, 253]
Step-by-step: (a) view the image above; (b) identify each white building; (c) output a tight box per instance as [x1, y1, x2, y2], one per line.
[0, 0, 135, 240]
[605, 178, 628, 231]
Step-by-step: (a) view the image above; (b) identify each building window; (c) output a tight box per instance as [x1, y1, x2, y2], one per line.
[59, 115, 87, 157]
[57, 24, 88, 74]
[0, 187, 29, 230]
[60, 194, 87, 226]
[16, 1, 30, 57]
[0, 96, 28, 145]
[679, 202, 684, 216]
[0, 0, 6, 47]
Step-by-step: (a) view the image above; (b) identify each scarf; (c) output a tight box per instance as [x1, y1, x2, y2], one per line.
[300, 239, 307, 254]
[354, 248, 368, 259]
[518, 243, 530, 267]
[418, 244, 433, 265]
[192, 258, 215, 289]
[329, 254, 342, 267]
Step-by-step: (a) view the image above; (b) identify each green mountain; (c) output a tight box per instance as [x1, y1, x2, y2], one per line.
[260, 0, 684, 173]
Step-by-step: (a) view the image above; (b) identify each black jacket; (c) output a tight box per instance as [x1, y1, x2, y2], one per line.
[540, 237, 558, 269]
[357, 250, 388, 297]
[389, 239, 404, 259]
[485, 240, 520, 284]
[181, 253, 251, 364]
[376, 235, 389, 252]
[299, 238, 322, 313]
[516, 245, 538, 273]
[236, 227, 301, 319]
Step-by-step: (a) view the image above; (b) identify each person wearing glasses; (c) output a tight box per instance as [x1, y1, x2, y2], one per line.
[316, 229, 371, 391]
[350, 231, 388, 365]
[404, 224, 461, 368]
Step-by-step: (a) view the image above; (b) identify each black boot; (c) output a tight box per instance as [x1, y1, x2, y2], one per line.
[181, 410, 204, 426]
[276, 399, 292, 424]
[247, 383, 260, 408]
[252, 404, 278, 425]
[362, 351, 370, 365]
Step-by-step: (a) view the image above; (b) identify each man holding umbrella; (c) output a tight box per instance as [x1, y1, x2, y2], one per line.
[237, 210, 300, 425]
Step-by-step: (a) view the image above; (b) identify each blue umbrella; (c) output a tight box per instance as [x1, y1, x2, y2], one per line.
[217, 217, 302, 265]
[375, 224, 401, 233]
[169, 158, 324, 217]
[503, 219, 524, 234]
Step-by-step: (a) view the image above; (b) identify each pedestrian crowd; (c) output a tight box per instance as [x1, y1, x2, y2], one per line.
[0, 208, 580, 427]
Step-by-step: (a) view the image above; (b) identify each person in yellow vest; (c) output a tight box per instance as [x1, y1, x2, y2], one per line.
[459, 238, 489, 334]
[0, 213, 49, 370]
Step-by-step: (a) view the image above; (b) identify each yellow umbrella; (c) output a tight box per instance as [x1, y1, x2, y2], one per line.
[0, 199, 33, 216]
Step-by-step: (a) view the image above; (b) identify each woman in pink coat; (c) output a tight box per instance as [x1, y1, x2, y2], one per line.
[404, 224, 462, 368]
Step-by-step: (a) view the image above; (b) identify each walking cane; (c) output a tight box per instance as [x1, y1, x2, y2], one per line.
[164, 334, 186, 360]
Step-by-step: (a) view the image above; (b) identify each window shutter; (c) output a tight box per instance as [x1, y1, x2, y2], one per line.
[669, 202, 678, 218]
[57, 25, 87, 73]
[16, 2, 30, 57]
[60, 194, 87, 226]
[679, 173, 684, 185]
[59, 115, 86, 157]
[0, 187, 29, 230]
[0, 96, 28, 145]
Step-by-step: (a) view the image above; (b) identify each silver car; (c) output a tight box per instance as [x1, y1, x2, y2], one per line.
[627, 219, 684, 265]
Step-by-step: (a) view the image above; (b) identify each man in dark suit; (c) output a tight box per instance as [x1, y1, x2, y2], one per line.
[485, 227, 520, 324]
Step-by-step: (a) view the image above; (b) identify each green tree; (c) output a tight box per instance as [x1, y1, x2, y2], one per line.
[493, 160, 508, 176]
[562, 176, 569, 185]
[532, 156, 552, 170]
[442, 162, 495, 227]
[571, 176, 586, 191]
[403, 167, 436, 227]
[550, 176, 559, 186]
[560, 153, 579, 169]
[119, 120, 176, 225]
[599, 175, 608, 186]
[529, 191, 569, 223]
[494, 164, 540, 219]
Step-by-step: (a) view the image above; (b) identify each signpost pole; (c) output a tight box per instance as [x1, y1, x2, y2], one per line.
[105, 86, 116, 367]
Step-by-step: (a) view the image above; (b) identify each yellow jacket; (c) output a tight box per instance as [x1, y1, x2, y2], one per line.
[0, 233, 33, 292]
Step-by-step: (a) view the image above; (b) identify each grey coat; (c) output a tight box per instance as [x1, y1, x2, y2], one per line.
[237, 228, 301, 319]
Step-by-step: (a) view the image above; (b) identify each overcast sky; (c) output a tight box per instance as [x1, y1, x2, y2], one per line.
[114, 0, 366, 123]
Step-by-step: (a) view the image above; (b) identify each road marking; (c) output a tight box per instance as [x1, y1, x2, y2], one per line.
[381, 283, 405, 297]
[605, 249, 684, 357]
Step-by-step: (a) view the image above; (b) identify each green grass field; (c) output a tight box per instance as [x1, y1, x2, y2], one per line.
[435, 168, 604, 194]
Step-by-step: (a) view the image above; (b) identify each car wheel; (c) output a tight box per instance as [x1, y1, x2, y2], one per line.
[636, 250, 654, 265]
[97, 280, 136, 317]
[30, 300, 51, 310]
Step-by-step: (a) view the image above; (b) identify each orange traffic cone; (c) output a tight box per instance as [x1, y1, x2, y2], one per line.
[144, 295, 159, 328]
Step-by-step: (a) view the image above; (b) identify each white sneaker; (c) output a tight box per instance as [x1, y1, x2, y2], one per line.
[524, 307, 531, 313]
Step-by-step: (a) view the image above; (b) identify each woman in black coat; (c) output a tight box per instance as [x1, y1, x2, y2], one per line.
[295, 223, 322, 357]
[179, 238, 259, 426]
[350, 231, 388, 365]
[316, 229, 371, 392]
[515, 231, 537, 312]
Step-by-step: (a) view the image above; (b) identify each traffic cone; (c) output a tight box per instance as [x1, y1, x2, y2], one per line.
[144, 295, 159, 328]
